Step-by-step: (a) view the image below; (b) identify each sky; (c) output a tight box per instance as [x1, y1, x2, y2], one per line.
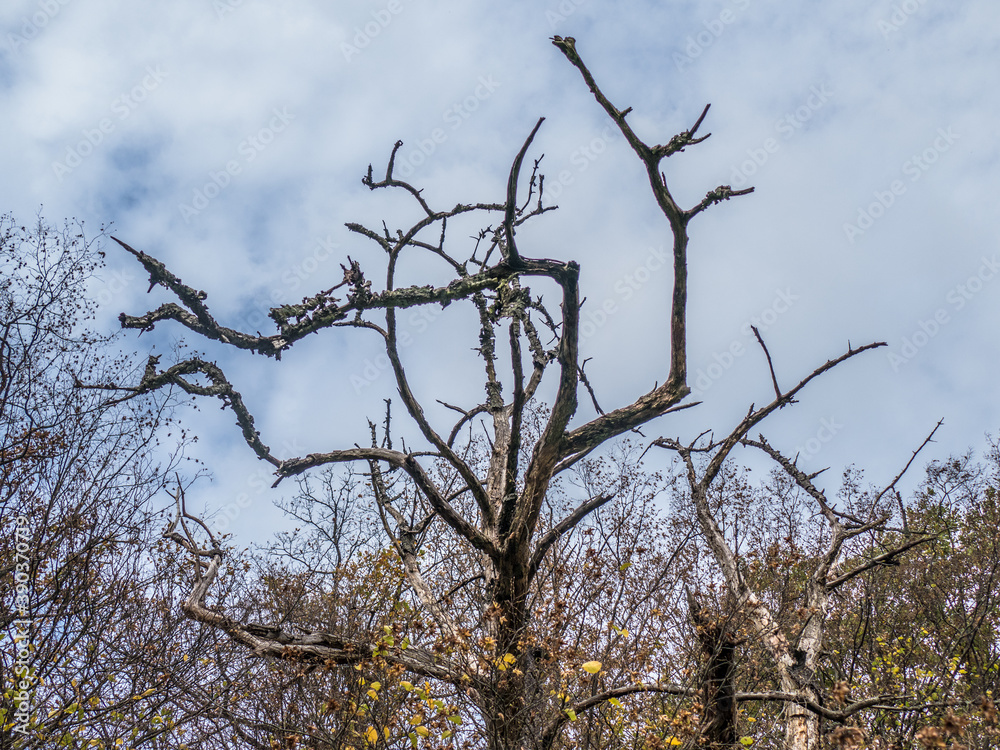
[2, 0, 998, 542]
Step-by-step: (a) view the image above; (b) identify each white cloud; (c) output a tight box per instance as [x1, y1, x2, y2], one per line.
[3, 0, 999, 537]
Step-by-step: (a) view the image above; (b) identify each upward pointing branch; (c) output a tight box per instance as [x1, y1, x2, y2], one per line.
[504, 117, 546, 268]
[551, 37, 754, 461]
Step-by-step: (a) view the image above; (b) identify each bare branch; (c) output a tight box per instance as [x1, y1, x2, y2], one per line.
[873, 419, 944, 505]
[503, 118, 546, 268]
[541, 682, 696, 748]
[686, 185, 755, 220]
[368, 457, 472, 666]
[657, 341, 887, 494]
[750, 325, 782, 402]
[827, 535, 936, 589]
[528, 493, 615, 577]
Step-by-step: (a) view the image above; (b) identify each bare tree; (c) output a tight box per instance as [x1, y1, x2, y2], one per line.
[100, 38, 959, 749]
[0, 216, 257, 749]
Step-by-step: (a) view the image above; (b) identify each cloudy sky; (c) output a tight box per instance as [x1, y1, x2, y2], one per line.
[2, 0, 998, 540]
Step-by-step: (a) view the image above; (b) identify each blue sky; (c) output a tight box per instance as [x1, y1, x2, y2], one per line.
[2, 0, 998, 540]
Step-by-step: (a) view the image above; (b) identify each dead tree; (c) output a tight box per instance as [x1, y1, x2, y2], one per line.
[101, 37, 923, 749]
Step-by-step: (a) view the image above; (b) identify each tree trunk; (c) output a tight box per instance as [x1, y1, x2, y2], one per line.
[783, 690, 820, 750]
[689, 594, 738, 748]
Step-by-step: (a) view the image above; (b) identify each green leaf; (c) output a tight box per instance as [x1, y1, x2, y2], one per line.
[566, 709, 577, 722]
[740, 737, 754, 747]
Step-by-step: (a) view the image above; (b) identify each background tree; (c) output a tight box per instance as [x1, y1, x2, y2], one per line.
[819, 450, 1000, 748]
[0, 215, 268, 749]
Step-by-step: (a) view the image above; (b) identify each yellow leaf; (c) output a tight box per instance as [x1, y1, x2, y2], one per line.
[566, 709, 577, 722]
[370, 681, 381, 691]
[607, 697, 622, 708]
[667, 738, 683, 746]
[365, 726, 378, 744]
[582, 661, 602, 674]
[367, 689, 378, 700]
[415, 726, 430, 737]
[400, 681, 414, 691]
[503, 653, 517, 664]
